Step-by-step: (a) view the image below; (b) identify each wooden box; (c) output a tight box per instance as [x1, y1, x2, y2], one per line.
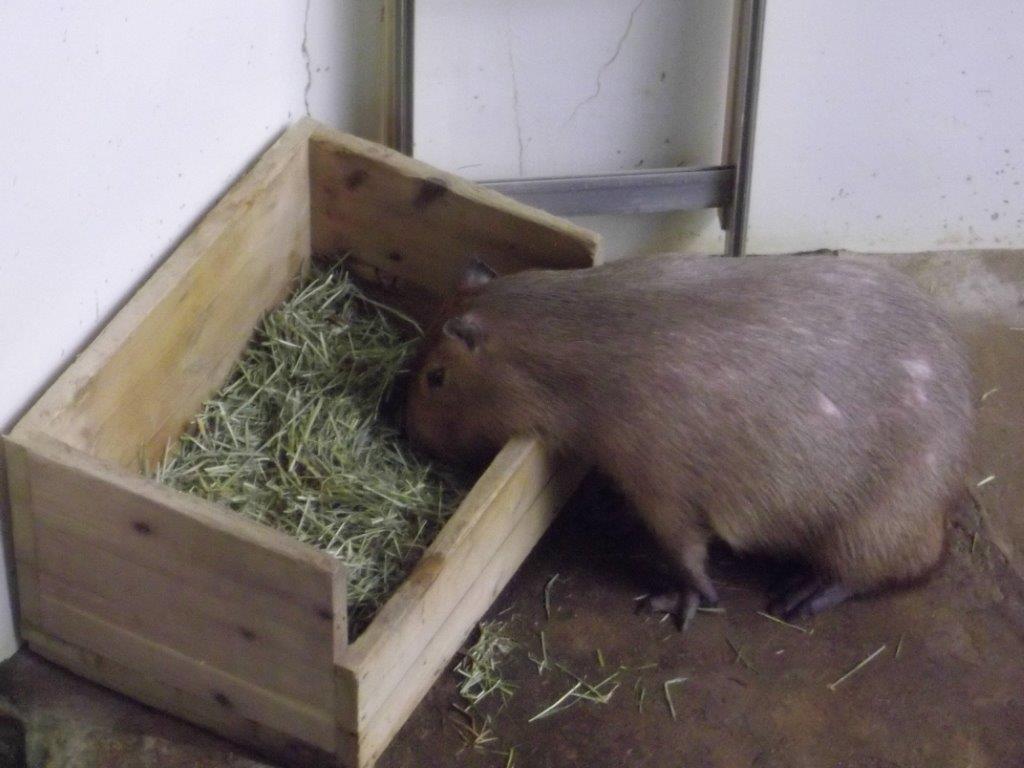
[2, 119, 599, 766]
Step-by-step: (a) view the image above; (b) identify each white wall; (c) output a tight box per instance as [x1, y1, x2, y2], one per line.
[306, 0, 385, 140]
[415, 0, 732, 179]
[750, 0, 1024, 254]
[0, 1, 311, 660]
[413, 0, 733, 258]
[413, 0, 1024, 257]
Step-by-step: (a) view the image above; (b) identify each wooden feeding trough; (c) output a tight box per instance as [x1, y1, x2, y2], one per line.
[2, 119, 599, 766]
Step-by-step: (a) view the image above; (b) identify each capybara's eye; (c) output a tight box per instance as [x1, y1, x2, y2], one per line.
[426, 367, 446, 388]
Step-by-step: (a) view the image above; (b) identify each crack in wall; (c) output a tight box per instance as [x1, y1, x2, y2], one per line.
[301, 0, 313, 116]
[506, 17, 525, 175]
[567, 0, 646, 125]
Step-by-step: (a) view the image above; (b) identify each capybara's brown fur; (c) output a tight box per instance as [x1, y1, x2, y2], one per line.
[405, 254, 974, 620]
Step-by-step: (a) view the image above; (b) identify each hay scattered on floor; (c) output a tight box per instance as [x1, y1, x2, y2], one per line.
[826, 643, 887, 691]
[527, 666, 621, 722]
[155, 257, 466, 638]
[662, 676, 687, 721]
[455, 621, 518, 709]
[449, 621, 517, 755]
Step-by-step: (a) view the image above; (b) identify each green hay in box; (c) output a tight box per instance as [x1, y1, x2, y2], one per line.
[154, 257, 466, 638]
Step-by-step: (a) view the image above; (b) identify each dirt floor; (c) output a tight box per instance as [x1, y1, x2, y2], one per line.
[2, 249, 1023, 768]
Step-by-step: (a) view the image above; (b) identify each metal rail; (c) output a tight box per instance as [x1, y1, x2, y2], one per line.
[722, 0, 767, 257]
[382, 0, 415, 155]
[480, 166, 734, 217]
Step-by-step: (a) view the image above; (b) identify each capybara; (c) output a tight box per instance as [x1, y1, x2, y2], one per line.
[405, 254, 974, 625]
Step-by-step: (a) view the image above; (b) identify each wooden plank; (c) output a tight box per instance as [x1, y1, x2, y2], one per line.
[8, 432, 343, 701]
[330, 557, 349, 669]
[308, 127, 601, 301]
[14, 119, 316, 469]
[11, 432, 336, 607]
[2, 437, 40, 631]
[335, 437, 554, 733]
[35, 595, 335, 748]
[24, 627, 337, 768]
[338, 458, 588, 768]
[35, 532, 333, 707]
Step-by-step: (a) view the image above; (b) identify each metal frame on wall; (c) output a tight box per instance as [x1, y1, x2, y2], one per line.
[381, 0, 766, 258]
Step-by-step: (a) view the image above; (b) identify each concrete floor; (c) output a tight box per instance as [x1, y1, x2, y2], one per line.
[2, 250, 1023, 768]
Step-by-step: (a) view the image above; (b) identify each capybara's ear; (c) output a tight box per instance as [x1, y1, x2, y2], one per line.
[457, 258, 497, 293]
[442, 314, 484, 351]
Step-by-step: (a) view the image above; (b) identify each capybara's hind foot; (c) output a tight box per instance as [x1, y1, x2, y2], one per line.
[768, 577, 853, 621]
[637, 586, 718, 631]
